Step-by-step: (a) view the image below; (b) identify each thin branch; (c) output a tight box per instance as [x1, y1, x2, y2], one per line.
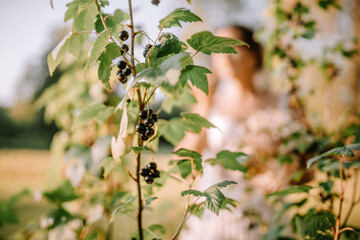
[183, 50, 199, 65]
[135, 87, 144, 240]
[342, 169, 359, 226]
[171, 192, 191, 240]
[128, 0, 136, 73]
[334, 156, 345, 240]
[144, 86, 158, 105]
[147, 25, 164, 67]
[94, 0, 116, 42]
[339, 227, 360, 236]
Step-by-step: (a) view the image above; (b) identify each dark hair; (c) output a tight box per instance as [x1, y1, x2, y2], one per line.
[222, 25, 263, 70]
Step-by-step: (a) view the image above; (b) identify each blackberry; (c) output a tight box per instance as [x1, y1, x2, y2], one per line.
[139, 110, 148, 120]
[150, 113, 158, 122]
[144, 176, 154, 184]
[135, 123, 146, 134]
[145, 128, 155, 137]
[147, 162, 157, 170]
[117, 60, 126, 70]
[117, 73, 127, 83]
[141, 134, 149, 141]
[121, 44, 129, 53]
[140, 168, 149, 177]
[124, 68, 132, 76]
[119, 30, 129, 41]
[152, 169, 160, 178]
[144, 118, 154, 128]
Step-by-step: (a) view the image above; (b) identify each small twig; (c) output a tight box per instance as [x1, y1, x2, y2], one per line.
[334, 156, 345, 240]
[168, 173, 189, 185]
[183, 50, 199, 65]
[339, 227, 360, 236]
[135, 86, 144, 240]
[135, 30, 156, 44]
[144, 86, 158, 105]
[342, 169, 359, 226]
[147, 25, 164, 67]
[94, 0, 116, 43]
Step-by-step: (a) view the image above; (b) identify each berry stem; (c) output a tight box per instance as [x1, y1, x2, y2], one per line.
[128, 0, 136, 76]
[135, 87, 144, 240]
[94, 0, 116, 43]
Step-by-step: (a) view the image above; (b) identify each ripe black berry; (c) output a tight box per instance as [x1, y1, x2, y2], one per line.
[124, 68, 132, 76]
[151, 169, 160, 178]
[144, 118, 154, 128]
[117, 60, 126, 70]
[144, 176, 154, 184]
[147, 162, 157, 170]
[140, 168, 149, 177]
[143, 49, 149, 58]
[119, 30, 129, 41]
[145, 44, 153, 50]
[145, 128, 155, 137]
[141, 134, 149, 141]
[117, 73, 127, 83]
[121, 44, 129, 53]
[117, 69, 122, 75]
[150, 113, 158, 122]
[135, 123, 146, 134]
[139, 110, 148, 120]
[147, 109, 153, 115]
[151, 0, 160, 6]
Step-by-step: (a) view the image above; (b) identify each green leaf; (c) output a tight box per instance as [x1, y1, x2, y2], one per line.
[180, 65, 211, 95]
[170, 159, 192, 179]
[43, 180, 78, 204]
[47, 32, 72, 76]
[307, 143, 360, 168]
[131, 146, 154, 154]
[0, 190, 31, 226]
[181, 112, 216, 133]
[158, 119, 185, 146]
[158, 8, 202, 29]
[73, 104, 114, 128]
[145, 197, 158, 206]
[206, 150, 248, 172]
[319, 180, 333, 194]
[181, 189, 204, 197]
[187, 31, 248, 55]
[85, 29, 111, 75]
[267, 185, 313, 197]
[172, 148, 201, 159]
[172, 148, 202, 171]
[303, 215, 333, 240]
[148, 224, 166, 235]
[275, 198, 307, 220]
[95, 10, 129, 36]
[186, 0, 192, 3]
[264, 225, 285, 240]
[181, 180, 237, 215]
[98, 42, 121, 88]
[162, 88, 196, 114]
[155, 33, 183, 58]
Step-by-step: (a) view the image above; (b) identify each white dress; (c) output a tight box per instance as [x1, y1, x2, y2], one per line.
[180, 78, 296, 240]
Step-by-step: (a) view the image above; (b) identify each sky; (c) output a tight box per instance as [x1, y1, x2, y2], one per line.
[0, 0, 185, 107]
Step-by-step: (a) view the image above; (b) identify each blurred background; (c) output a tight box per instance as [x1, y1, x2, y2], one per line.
[0, 0, 359, 239]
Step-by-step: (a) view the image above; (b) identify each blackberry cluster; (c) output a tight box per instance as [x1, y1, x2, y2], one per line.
[143, 44, 153, 58]
[116, 30, 132, 84]
[136, 109, 158, 141]
[140, 162, 160, 184]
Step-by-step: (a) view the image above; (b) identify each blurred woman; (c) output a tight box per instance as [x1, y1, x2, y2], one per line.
[179, 26, 298, 240]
